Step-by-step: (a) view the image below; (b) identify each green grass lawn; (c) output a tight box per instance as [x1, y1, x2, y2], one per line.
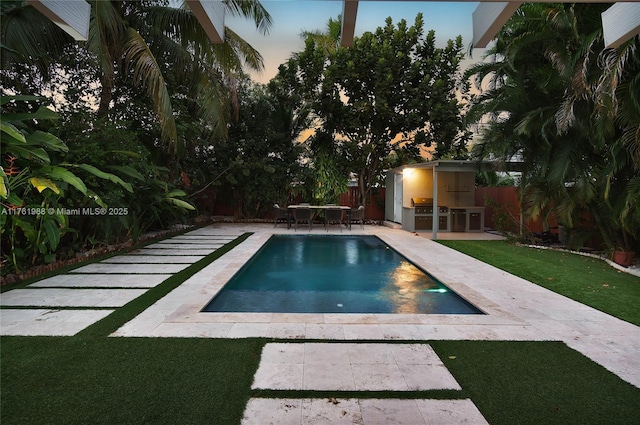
[438, 240, 640, 326]
[2, 237, 639, 424]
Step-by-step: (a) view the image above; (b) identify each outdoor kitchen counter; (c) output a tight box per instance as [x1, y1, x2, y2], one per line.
[402, 206, 484, 233]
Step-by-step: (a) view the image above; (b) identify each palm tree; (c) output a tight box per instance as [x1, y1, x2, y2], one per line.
[465, 3, 639, 252]
[299, 15, 342, 57]
[1, 0, 272, 154]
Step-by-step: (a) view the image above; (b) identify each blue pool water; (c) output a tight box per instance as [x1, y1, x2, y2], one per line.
[202, 235, 482, 314]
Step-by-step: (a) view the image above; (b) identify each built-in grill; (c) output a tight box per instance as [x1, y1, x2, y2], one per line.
[410, 198, 449, 231]
[411, 197, 448, 214]
[411, 197, 432, 207]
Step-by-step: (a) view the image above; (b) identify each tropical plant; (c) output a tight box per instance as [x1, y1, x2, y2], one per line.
[1, 95, 132, 273]
[56, 111, 195, 245]
[1, 0, 272, 154]
[464, 3, 639, 253]
[193, 78, 303, 219]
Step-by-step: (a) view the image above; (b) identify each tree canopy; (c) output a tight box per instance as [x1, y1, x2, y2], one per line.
[277, 13, 469, 207]
[1, 0, 272, 154]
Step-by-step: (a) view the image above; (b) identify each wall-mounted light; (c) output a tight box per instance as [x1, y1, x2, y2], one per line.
[403, 168, 416, 176]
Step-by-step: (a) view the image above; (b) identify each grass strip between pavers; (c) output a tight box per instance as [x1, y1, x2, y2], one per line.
[76, 232, 252, 338]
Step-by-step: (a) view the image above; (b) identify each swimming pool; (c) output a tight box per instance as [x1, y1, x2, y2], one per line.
[202, 235, 482, 314]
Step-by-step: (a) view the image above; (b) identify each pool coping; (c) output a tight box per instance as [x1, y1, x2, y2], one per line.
[111, 223, 640, 388]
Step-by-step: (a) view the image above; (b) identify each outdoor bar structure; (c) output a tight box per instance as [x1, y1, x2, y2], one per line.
[385, 160, 487, 239]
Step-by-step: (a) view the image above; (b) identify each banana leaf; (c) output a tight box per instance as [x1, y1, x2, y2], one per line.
[66, 163, 134, 193]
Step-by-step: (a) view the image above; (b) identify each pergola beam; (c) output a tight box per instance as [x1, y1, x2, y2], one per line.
[602, 2, 640, 48]
[25, 1, 640, 51]
[472, 2, 522, 48]
[185, 0, 226, 43]
[26, 0, 90, 41]
[341, 0, 359, 47]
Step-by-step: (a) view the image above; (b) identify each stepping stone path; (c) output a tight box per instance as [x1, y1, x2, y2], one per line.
[0, 231, 237, 336]
[243, 342, 489, 424]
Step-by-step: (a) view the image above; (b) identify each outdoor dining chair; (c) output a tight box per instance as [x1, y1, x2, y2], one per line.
[325, 207, 344, 232]
[273, 204, 290, 228]
[294, 207, 313, 231]
[349, 205, 365, 230]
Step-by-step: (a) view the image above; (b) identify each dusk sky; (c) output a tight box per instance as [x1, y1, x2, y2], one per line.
[225, 1, 483, 83]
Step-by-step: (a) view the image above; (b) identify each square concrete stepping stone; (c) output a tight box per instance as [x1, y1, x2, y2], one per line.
[0, 288, 146, 307]
[252, 343, 461, 391]
[241, 398, 488, 425]
[102, 255, 203, 264]
[30, 274, 170, 288]
[0, 308, 114, 336]
[70, 263, 190, 274]
[129, 248, 215, 256]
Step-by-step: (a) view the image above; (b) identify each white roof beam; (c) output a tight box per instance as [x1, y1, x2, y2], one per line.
[341, 0, 359, 47]
[26, 0, 90, 41]
[602, 2, 640, 48]
[186, 0, 226, 44]
[472, 2, 522, 48]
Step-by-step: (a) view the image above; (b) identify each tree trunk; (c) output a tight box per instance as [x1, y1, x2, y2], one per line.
[357, 173, 367, 211]
[97, 69, 114, 118]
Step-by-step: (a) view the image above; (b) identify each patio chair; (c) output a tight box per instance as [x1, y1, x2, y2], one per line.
[349, 205, 365, 230]
[325, 207, 344, 232]
[294, 207, 313, 231]
[273, 204, 290, 228]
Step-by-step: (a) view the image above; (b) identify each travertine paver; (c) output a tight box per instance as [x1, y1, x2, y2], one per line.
[30, 274, 171, 288]
[70, 263, 190, 274]
[0, 288, 146, 307]
[144, 243, 224, 250]
[0, 308, 113, 336]
[128, 248, 215, 256]
[147, 239, 227, 245]
[241, 398, 489, 425]
[252, 343, 461, 391]
[171, 235, 237, 240]
[101, 255, 204, 264]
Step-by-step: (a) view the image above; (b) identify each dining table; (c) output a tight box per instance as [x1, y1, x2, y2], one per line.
[286, 204, 352, 229]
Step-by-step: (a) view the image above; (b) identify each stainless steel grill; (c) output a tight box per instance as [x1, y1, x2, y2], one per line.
[410, 197, 433, 207]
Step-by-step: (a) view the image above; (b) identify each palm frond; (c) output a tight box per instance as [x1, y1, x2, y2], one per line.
[1, 3, 72, 75]
[87, 0, 126, 71]
[122, 27, 177, 153]
[223, 27, 263, 72]
[146, 5, 263, 73]
[223, 0, 272, 35]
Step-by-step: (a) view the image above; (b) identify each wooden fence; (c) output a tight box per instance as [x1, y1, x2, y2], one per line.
[201, 185, 601, 247]
[475, 187, 557, 233]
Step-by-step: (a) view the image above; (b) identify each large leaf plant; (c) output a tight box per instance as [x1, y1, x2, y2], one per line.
[1, 95, 132, 273]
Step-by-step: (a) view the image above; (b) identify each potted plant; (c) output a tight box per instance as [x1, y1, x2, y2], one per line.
[612, 249, 634, 267]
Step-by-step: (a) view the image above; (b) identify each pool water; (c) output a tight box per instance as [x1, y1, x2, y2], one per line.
[202, 235, 482, 314]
